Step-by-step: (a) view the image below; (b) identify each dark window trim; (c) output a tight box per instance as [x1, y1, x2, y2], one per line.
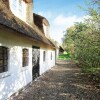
[0, 46, 8, 73]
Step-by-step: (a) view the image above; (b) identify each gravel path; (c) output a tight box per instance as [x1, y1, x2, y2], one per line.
[9, 60, 100, 100]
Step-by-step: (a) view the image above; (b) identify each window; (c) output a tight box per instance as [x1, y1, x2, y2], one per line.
[51, 52, 52, 60]
[43, 51, 45, 62]
[12, 0, 17, 10]
[0, 46, 8, 73]
[46, 27, 49, 34]
[22, 48, 29, 67]
[19, 0, 23, 16]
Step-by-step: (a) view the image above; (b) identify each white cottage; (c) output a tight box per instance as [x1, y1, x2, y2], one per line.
[0, 0, 56, 99]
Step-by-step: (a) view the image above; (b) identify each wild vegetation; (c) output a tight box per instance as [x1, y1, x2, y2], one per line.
[62, 0, 100, 82]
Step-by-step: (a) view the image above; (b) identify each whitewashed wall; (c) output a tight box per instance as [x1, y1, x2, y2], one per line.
[40, 48, 55, 75]
[0, 32, 32, 100]
[0, 31, 56, 99]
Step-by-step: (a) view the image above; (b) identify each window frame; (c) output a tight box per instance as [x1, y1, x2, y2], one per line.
[18, 0, 23, 16]
[12, 0, 17, 11]
[22, 48, 29, 67]
[43, 51, 46, 62]
[0, 46, 8, 73]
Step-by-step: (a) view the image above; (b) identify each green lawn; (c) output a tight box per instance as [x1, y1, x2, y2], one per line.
[58, 52, 71, 60]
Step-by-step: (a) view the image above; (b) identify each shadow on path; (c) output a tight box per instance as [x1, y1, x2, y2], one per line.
[9, 60, 100, 100]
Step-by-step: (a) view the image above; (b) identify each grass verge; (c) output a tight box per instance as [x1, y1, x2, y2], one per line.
[58, 52, 71, 60]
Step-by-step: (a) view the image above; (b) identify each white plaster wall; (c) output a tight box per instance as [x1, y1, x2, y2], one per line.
[0, 30, 56, 99]
[0, 33, 32, 100]
[40, 48, 55, 75]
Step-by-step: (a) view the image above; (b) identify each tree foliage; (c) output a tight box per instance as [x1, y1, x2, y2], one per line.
[62, 0, 100, 70]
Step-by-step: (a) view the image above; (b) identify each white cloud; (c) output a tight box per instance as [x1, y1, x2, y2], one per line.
[50, 14, 88, 44]
[36, 11, 89, 44]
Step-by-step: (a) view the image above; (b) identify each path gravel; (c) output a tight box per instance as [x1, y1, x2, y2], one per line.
[9, 60, 100, 100]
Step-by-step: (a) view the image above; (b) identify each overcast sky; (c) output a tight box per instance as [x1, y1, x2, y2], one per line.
[34, 0, 89, 44]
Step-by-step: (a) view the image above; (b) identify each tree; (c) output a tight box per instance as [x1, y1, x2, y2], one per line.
[62, 0, 100, 69]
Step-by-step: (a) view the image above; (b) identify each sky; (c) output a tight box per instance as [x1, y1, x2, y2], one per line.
[34, 0, 89, 44]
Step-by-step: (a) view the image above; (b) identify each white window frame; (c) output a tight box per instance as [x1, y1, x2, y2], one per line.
[18, 0, 23, 16]
[12, 0, 17, 11]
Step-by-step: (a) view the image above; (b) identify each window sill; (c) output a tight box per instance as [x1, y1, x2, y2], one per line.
[0, 72, 11, 79]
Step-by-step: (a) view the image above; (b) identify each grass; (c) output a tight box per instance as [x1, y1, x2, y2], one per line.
[58, 52, 71, 60]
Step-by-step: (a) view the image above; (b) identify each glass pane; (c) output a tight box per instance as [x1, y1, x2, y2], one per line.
[22, 49, 29, 67]
[4, 54, 7, 59]
[43, 51, 45, 61]
[4, 60, 8, 66]
[0, 67, 3, 73]
[0, 54, 3, 59]
[12, 0, 17, 11]
[19, 4, 23, 16]
[23, 49, 29, 57]
[23, 57, 28, 67]
[23, 61, 26, 67]
[0, 60, 3, 66]
[0, 48, 2, 53]
[4, 66, 8, 72]
[3, 48, 7, 53]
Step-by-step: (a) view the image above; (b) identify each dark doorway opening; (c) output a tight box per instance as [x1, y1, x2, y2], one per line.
[32, 46, 40, 80]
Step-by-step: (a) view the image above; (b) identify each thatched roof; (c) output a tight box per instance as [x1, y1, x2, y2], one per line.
[34, 13, 49, 34]
[23, 0, 32, 3]
[0, 0, 55, 47]
[59, 46, 64, 52]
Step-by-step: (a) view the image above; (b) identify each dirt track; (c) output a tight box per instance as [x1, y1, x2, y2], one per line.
[9, 60, 100, 100]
